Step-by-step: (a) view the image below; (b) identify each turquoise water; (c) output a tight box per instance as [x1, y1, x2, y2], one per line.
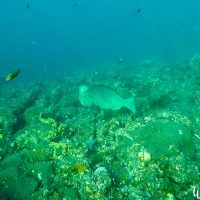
[0, 0, 200, 80]
[0, 1, 200, 200]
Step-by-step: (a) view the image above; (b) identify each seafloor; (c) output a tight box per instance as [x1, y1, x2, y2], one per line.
[0, 54, 200, 200]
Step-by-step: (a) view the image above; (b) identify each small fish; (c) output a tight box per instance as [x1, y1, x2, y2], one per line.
[79, 85, 136, 113]
[73, 3, 78, 8]
[26, 3, 31, 9]
[6, 69, 20, 81]
[136, 8, 141, 14]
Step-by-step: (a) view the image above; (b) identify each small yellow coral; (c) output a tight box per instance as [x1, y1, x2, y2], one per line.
[70, 163, 87, 173]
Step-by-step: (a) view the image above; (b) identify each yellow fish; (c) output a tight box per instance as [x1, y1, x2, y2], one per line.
[6, 69, 20, 81]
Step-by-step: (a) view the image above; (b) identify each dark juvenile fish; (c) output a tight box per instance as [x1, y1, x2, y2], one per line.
[6, 69, 20, 81]
[26, 3, 31, 9]
[73, 3, 78, 8]
[136, 8, 141, 14]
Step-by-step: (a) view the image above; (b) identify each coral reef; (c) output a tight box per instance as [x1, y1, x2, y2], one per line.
[0, 55, 200, 199]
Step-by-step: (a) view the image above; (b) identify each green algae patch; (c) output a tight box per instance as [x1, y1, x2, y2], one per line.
[26, 161, 54, 185]
[25, 145, 52, 161]
[24, 106, 41, 124]
[131, 120, 195, 160]
[0, 152, 25, 169]
[1, 175, 38, 200]
[0, 154, 39, 199]
[0, 167, 18, 183]
[61, 188, 79, 200]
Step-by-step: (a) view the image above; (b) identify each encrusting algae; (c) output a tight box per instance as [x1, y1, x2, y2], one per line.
[39, 113, 57, 127]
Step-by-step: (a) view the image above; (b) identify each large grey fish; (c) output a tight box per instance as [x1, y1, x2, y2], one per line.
[79, 85, 135, 113]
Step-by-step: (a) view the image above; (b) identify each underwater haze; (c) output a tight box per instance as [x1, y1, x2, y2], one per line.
[0, 0, 200, 81]
[1, 1, 200, 200]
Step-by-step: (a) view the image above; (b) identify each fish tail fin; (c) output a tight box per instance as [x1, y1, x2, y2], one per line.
[124, 97, 136, 113]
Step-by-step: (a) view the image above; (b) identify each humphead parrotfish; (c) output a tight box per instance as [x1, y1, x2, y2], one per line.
[79, 85, 136, 113]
